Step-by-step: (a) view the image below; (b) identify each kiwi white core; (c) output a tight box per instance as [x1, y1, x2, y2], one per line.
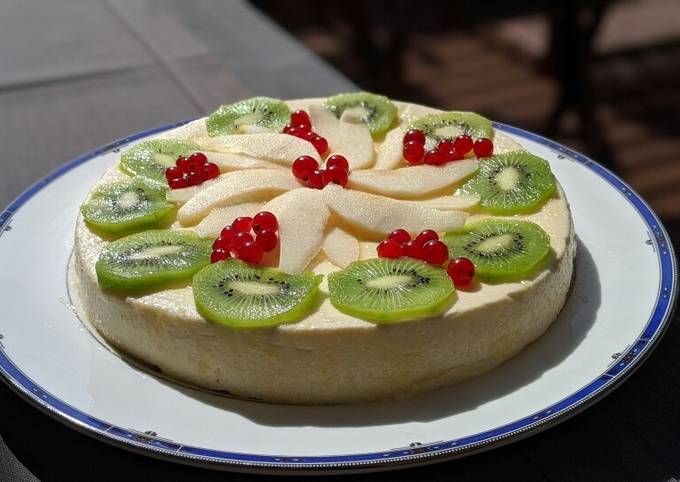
[235, 113, 263, 128]
[434, 125, 463, 138]
[365, 274, 415, 290]
[495, 167, 520, 191]
[128, 245, 183, 260]
[117, 191, 140, 210]
[341, 106, 369, 123]
[152, 153, 176, 167]
[477, 233, 515, 254]
[228, 280, 280, 296]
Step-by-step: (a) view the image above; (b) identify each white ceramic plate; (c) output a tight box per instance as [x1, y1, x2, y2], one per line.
[0, 121, 676, 475]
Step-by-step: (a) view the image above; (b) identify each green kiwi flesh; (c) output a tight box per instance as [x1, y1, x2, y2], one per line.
[81, 178, 175, 236]
[96, 229, 212, 292]
[192, 259, 322, 328]
[206, 97, 291, 136]
[458, 151, 556, 214]
[327, 258, 454, 323]
[442, 219, 551, 282]
[408, 112, 493, 150]
[323, 92, 397, 137]
[119, 139, 200, 188]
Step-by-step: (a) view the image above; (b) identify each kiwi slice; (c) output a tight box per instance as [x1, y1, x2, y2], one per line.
[328, 258, 454, 323]
[96, 230, 212, 292]
[442, 219, 551, 282]
[81, 178, 175, 236]
[323, 92, 397, 137]
[192, 259, 322, 328]
[206, 97, 291, 136]
[459, 151, 556, 214]
[408, 112, 493, 150]
[119, 139, 200, 188]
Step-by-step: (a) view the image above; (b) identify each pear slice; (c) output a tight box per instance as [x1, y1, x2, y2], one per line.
[192, 202, 265, 238]
[166, 176, 224, 205]
[323, 184, 467, 238]
[154, 118, 208, 142]
[493, 131, 524, 154]
[261, 188, 330, 274]
[348, 159, 478, 199]
[178, 169, 300, 226]
[410, 194, 480, 211]
[197, 133, 321, 166]
[321, 226, 360, 268]
[308, 104, 375, 169]
[374, 127, 405, 170]
[206, 152, 287, 172]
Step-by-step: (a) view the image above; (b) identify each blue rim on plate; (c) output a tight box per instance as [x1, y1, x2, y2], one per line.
[0, 120, 677, 474]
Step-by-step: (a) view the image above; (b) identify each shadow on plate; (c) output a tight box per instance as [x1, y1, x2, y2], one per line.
[158, 237, 600, 428]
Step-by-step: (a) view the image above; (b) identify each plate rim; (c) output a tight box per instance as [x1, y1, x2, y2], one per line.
[0, 119, 676, 475]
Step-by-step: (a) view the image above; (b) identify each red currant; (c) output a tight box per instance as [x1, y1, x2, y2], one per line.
[326, 155, 349, 172]
[202, 162, 220, 180]
[236, 240, 263, 264]
[308, 169, 326, 189]
[213, 235, 232, 250]
[422, 240, 449, 265]
[403, 240, 424, 259]
[424, 149, 447, 166]
[323, 165, 349, 187]
[292, 155, 319, 181]
[176, 156, 190, 171]
[189, 152, 208, 166]
[232, 216, 253, 233]
[256, 229, 278, 252]
[403, 129, 426, 145]
[403, 141, 425, 165]
[454, 135, 473, 155]
[311, 135, 328, 155]
[445, 147, 463, 162]
[231, 231, 254, 251]
[252, 211, 278, 234]
[210, 248, 230, 263]
[415, 229, 438, 246]
[283, 124, 295, 135]
[291, 110, 311, 130]
[388, 228, 411, 245]
[187, 170, 204, 186]
[168, 176, 188, 189]
[447, 257, 475, 287]
[220, 225, 237, 242]
[302, 130, 315, 141]
[438, 139, 455, 153]
[473, 138, 494, 157]
[377, 239, 403, 258]
[165, 166, 183, 181]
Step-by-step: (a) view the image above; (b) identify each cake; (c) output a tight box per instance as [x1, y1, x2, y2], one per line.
[71, 93, 575, 404]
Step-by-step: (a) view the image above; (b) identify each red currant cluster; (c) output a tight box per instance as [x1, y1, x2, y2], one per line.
[211, 211, 279, 265]
[292, 154, 349, 189]
[165, 152, 220, 189]
[377, 228, 476, 287]
[283, 110, 329, 156]
[402, 130, 494, 166]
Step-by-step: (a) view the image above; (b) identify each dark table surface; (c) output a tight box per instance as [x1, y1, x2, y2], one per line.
[1, 1, 679, 481]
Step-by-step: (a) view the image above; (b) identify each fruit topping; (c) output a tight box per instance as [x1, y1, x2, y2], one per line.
[164, 151, 220, 189]
[322, 92, 397, 137]
[192, 259, 322, 328]
[81, 178, 175, 236]
[292, 154, 350, 190]
[388, 228, 411, 245]
[415, 229, 439, 245]
[403, 239, 424, 260]
[327, 258, 455, 322]
[323, 165, 349, 188]
[447, 257, 475, 287]
[442, 219, 551, 282]
[424, 148, 447, 166]
[95, 229, 212, 292]
[292, 155, 319, 181]
[403, 140, 425, 165]
[376, 239, 403, 258]
[421, 240, 449, 265]
[403, 129, 426, 145]
[326, 154, 350, 172]
[210, 212, 279, 265]
[454, 135, 473, 155]
[120, 139, 200, 188]
[206, 97, 291, 136]
[308, 169, 326, 190]
[211, 248, 231, 264]
[283, 109, 329, 155]
[408, 112, 493, 151]
[473, 138, 494, 158]
[458, 151, 556, 214]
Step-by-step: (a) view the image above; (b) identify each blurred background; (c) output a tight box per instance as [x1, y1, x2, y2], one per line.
[254, 0, 680, 236]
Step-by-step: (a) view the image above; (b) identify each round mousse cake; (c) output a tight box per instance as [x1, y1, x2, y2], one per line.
[71, 93, 575, 404]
